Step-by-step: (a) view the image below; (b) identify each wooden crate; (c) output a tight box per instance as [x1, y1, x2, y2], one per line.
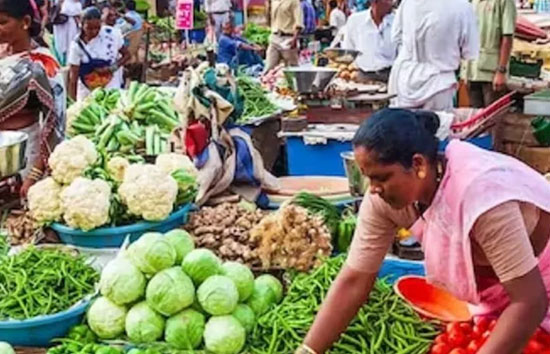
[500, 143, 550, 173]
[494, 112, 539, 152]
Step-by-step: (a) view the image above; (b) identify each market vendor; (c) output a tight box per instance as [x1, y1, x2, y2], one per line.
[67, 6, 130, 101]
[341, 0, 395, 82]
[297, 108, 550, 354]
[388, 0, 479, 110]
[0, 0, 66, 197]
[264, 0, 303, 73]
[217, 20, 263, 69]
[461, 0, 516, 108]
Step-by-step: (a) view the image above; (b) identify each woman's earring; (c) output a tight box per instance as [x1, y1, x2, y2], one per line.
[418, 171, 426, 179]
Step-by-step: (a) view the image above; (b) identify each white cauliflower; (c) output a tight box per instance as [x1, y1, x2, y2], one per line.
[27, 177, 64, 225]
[118, 164, 178, 221]
[106, 157, 130, 182]
[61, 177, 111, 231]
[155, 153, 198, 177]
[49, 136, 98, 185]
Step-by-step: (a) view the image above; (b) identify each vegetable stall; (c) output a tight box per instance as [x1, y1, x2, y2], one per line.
[3, 57, 550, 354]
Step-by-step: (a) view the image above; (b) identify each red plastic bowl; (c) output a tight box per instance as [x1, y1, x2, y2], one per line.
[394, 276, 472, 322]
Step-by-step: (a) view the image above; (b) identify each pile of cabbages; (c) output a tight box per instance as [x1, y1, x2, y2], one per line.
[87, 230, 282, 354]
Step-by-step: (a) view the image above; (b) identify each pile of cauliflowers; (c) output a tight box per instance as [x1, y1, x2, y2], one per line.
[27, 136, 198, 231]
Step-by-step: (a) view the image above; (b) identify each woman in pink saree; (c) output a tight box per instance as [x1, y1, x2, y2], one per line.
[297, 108, 550, 354]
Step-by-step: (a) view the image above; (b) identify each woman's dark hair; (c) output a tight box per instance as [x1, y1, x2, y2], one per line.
[329, 0, 338, 8]
[0, 0, 41, 37]
[352, 108, 440, 168]
[82, 6, 102, 22]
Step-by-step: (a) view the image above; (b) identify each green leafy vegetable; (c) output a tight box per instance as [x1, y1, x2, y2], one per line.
[87, 297, 127, 340]
[146, 267, 195, 316]
[197, 275, 239, 316]
[204, 316, 246, 354]
[165, 309, 206, 349]
[125, 301, 165, 343]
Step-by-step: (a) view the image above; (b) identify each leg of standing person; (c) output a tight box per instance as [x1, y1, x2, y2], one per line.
[421, 87, 456, 111]
[264, 42, 282, 73]
[281, 48, 299, 66]
[468, 81, 485, 108]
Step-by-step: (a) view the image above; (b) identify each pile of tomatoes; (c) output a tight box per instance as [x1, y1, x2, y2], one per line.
[430, 318, 550, 354]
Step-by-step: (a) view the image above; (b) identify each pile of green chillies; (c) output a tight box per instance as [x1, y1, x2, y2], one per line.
[247, 255, 440, 354]
[0, 247, 99, 320]
[237, 76, 278, 123]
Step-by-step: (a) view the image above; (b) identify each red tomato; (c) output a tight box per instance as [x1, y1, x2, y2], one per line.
[535, 328, 550, 346]
[471, 325, 484, 339]
[466, 339, 482, 354]
[447, 322, 463, 334]
[524, 339, 544, 354]
[431, 343, 452, 354]
[449, 349, 468, 354]
[538, 333, 550, 346]
[448, 331, 467, 348]
[459, 323, 473, 335]
[474, 317, 491, 332]
[435, 334, 449, 345]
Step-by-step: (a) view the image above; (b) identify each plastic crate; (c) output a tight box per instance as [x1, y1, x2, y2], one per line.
[51, 204, 192, 248]
[0, 300, 89, 347]
[286, 136, 492, 177]
[378, 258, 425, 285]
[286, 137, 351, 176]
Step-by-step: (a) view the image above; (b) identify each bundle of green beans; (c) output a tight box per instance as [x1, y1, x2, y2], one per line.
[236, 76, 278, 123]
[0, 232, 8, 257]
[247, 255, 440, 354]
[0, 247, 99, 320]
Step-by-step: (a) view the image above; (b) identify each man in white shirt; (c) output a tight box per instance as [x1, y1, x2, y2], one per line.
[341, 0, 396, 82]
[329, 0, 346, 34]
[205, 0, 232, 41]
[388, 0, 479, 111]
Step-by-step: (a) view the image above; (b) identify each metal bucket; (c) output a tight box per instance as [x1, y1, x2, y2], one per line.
[341, 151, 369, 196]
[0, 131, 28, 178]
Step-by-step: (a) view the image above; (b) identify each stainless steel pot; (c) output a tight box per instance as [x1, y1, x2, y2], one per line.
[283, 67, 338, 94]
[0, 131, 28, 178]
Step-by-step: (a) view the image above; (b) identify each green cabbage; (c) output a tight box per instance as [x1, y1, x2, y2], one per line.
[191, 296, 208, 315]
[99, 257, 146, 305]
[165, 309, 206, 349]
[0, 342, 15, 354]
[87, 297, 127, 339]
[254, 274, 283, 303]
[182, 248, 222, 285]
[128, 232, 177, 275]
[125, 302, 165, 343]
[197, 275, 239, 316]
[146, 267, 195, 316]
[204, 316, 246, 354]
[231, 304, 255, 333]
[164, 229, 195, 264]
[246, 281, 276, 316]
[221, 262, 254, 302]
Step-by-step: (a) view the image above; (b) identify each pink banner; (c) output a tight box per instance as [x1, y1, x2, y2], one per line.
[176, 0, 194, 30]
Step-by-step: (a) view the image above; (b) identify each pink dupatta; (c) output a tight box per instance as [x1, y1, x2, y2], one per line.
[411, 140, 550, 329]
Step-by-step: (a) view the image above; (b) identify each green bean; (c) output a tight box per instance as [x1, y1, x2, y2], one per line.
[0, 247, 98, 320]
[246, 255, 440, 353]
